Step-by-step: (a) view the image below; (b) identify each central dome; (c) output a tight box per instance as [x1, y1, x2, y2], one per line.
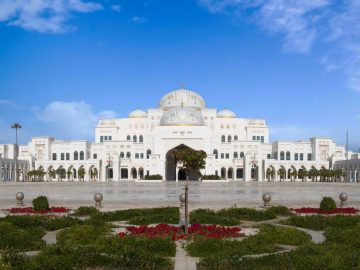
[160, 107, 205, 126]
[160, 89, 205, 109]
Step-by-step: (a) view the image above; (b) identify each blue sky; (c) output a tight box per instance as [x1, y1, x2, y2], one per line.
[0, 0, 359, 150]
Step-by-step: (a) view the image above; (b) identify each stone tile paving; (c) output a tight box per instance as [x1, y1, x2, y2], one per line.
[1, 181, 359, 210]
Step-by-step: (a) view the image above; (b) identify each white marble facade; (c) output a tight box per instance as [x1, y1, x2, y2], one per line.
[1, 89, 357, 182]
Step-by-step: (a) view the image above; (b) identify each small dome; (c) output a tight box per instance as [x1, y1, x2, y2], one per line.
[217, 109, 236, 118]
[160, 89, 205, 109]
[100, 119, 115, 125]
[129, 109, 148, 118]
[160, 107, 205, 126]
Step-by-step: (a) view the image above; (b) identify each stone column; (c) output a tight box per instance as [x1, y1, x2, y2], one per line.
[258, 162, 263, 182]
[244, 156, 251, 182]
[176, 167, 179, 182]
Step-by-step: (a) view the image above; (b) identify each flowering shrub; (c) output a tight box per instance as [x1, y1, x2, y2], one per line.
[291, 207, 359, 215]
[119, 223, 244, 241]
[7, 207, 70, 214]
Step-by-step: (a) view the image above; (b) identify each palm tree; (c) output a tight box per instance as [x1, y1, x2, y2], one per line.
[67, 169, 73, 181]
[90, 168, 98, 182]
[298, 167, 308, 182]
[266, 167, 275, 182]
[277, 167, 286, 182]
[289, 166, 297, 182]
[78, 167, 86, 182]
[48, 168, 56, 182]
[319, 167, 327, 182]
[308, 167, 318, 182]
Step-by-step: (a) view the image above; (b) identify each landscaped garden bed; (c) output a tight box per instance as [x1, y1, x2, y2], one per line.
[291, 207, 359, 215]
[5, 206, 70, 214]
[190, 206, 293, 225]
[119, 223, 244, 240]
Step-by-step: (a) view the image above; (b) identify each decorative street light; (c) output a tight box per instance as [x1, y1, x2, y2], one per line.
[11, 123, 22, 182]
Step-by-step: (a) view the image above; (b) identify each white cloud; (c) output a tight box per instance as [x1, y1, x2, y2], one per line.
[200, 0, 360, 92]
[132, 16, 147, 24]
[35, 101, 116, 139]
[111, 4, 121, 12]
[200, 0, 329, 53]
[0, 99, 22, 109]
[0, 0, 102, 33]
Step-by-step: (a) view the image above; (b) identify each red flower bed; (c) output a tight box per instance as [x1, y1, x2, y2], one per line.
[7, 207, 70, 214]
[118, 223, 244, 241]
[291, 207, 359, 215]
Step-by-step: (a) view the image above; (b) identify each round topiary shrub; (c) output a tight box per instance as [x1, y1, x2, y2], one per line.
[32, 196, 49, 211]
[320, 197, 336, 211]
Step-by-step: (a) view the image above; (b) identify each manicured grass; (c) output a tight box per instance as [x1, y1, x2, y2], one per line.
[195, 215, 360, 270]
[187, 224, 310, 258]
[197, 243, 360, 270]
[190, 206, 292, 226]
[283, 215, 360, 231]
[0, 207, 179, 270]
[2, 240, 175, 270]
[0, 222, 45, 252]
[90, 207, 180, 225]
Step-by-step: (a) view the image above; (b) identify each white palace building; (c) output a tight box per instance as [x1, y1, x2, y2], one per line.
[1, 89, 360, 182]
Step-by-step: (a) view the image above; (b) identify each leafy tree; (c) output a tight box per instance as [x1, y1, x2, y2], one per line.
[175, 148, 207, 235]
[175, 148, 207, 181]
[277, 167, 286, 182]
[78, 167, 86, 182]
[48, 168, 56, 181]
[67, 169, 73, 181]
[266, 167, 275, 182]
[298, 167, 308, 182]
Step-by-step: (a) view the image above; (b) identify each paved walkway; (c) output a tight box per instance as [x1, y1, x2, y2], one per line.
[1, 181, 359, 210]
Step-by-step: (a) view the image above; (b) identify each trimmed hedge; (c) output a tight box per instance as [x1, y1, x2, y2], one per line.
[144, 174, 163, 180]
[320, 197, 336, 211]
[190, 206, 292, 226]
[32, 196, 49, 211]
[201, 175, 221, 180]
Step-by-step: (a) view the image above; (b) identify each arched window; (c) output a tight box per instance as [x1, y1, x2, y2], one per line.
[80, 151, 84, 160]
[74, 151, 78, 160]
[127, 135, 131, 141]
[66, 153, 70, 160]
[139, 135, 143, 143]
[133, 135, 137, 142]
[221, 135, 225, 143]
[213, 150, 218, 159]
[120, 152, 124, 158]
[146, 149, 151, 159]
[61, 153, 65, 160]
[280, 151, 285, 160]
[236, 168, 244, 179]
[221, 168, 226, 179]
[234, 152, 238, 159]
[126, 152, 131, 159]
[228, 135, 232, 143]
[228, 168, 233, 179]
[52, 153, 57, 161]
[240, 152, 244, 158]
[300, 153, 304, 161]
[295, 153, 299, 160]
[286, 151, 290, 160]
[234, 135, 238, 141]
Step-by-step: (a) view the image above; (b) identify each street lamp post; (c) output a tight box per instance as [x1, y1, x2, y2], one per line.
[11, 123, 22, 182]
